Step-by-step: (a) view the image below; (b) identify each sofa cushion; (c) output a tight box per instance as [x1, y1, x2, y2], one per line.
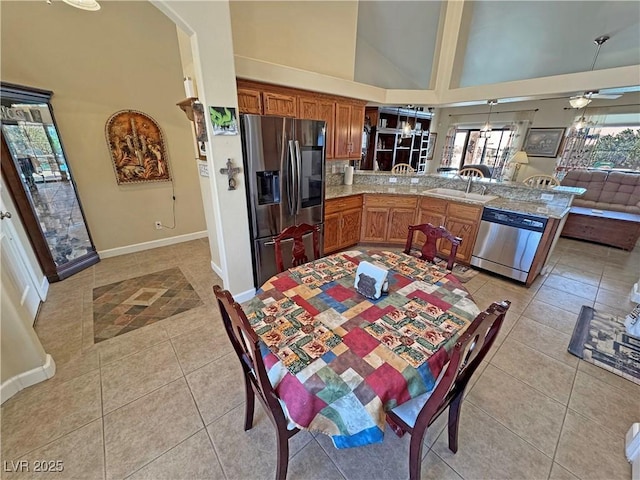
[561, 170, 608, 202]
[598, 171, 640, 208]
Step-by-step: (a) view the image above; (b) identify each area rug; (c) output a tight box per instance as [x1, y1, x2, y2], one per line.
[568, 306, 640, 385]
[92, 267, 203, 343]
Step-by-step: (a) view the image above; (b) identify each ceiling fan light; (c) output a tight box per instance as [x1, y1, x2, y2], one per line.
[569, 96, 592, 109]
[61, 0, 101, 11]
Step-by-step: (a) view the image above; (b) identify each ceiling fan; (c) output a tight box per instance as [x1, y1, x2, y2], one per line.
[568, 35, 622, 108]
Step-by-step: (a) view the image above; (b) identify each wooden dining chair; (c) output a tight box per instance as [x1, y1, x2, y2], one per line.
[273, 223, 320, 273]
[391, 163, 415, 175]
[404, 223, 462, 271]
[213, 285, 299, 480]
[522, 174, 560, 188]
[386, 300, 511, 480]
[457, 166, 486, 178]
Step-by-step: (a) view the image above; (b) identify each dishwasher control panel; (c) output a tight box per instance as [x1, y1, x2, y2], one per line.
[481, 208, 547, 232]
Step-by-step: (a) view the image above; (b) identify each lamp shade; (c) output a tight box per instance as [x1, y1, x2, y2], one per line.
[510, 151, 529, 165]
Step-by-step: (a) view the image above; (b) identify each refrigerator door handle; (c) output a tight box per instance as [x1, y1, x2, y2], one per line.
[287, 140, 296, 217]
[294, 140, 302, 215]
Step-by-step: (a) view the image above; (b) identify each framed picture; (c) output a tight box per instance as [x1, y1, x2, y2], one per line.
[427, 132, 437, 160]
[209, 106, 238, 136]
[105, 110, 171, 184]
[523, 128, 565, 158]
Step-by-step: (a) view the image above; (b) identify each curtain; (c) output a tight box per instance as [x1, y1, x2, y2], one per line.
[440, 126, 457, 167]
[557, 116, 601, 176]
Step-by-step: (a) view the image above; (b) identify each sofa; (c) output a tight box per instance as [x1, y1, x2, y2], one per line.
[560, 169, 640, 250]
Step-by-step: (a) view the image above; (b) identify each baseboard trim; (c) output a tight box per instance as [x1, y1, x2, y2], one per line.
[98, 231, 208, 258]
[0, 354, 56, 405]
[210, 260, 223, 278]
[233, 288, 256, 303]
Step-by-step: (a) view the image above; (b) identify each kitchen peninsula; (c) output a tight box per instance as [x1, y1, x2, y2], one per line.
[324, 171, 585, 287]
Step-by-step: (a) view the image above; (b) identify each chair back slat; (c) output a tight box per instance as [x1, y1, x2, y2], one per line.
[404, 223, 461, 270]
[522, 175, 560, 188]
[458, 167, 485, 178]
[273, 223, 320, 273]
[391, 163, 415, 174]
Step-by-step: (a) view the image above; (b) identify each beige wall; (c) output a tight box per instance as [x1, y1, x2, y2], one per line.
[1, 266, 47, 386]
[1, 1, 206, 252]
[156, 0, 254, 297]
[230, 1, 359, 82]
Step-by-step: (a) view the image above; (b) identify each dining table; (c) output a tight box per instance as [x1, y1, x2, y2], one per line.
[241, 249, 481, 448]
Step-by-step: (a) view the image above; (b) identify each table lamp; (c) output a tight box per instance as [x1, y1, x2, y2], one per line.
[509, 151, 529, 182]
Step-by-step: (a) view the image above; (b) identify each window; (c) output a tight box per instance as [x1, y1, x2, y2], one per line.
[449, 128, 514, 172]
[590, 126, 640, 170]
[559, 119, 640, 172]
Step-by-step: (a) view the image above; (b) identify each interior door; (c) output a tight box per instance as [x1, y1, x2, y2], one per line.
[0, 191, 44, 325]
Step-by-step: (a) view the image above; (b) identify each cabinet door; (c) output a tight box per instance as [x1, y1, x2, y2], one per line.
[361, 207, 389, 243]
[298, 96, 318, 120]
[349, 104, 365, 157]
[237, 88, 262, 115]
[387, 208, 416, 244]
[318, 100, 335, 160]
[334, 103, 352, 159]
[443, 217, 478, 262]
[339, 208, 362, 248]
[414, 210, 447, 248]
[324, 212, 341, 254]
[263, 92, 297, 117]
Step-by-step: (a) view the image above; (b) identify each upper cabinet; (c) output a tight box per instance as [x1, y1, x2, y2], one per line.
[237, 87, 262, 115]
[334, 102, 365, 159]
[299, 96, 335, 160]
[236, 79, 365, 161]
[263, 92, 297, 117]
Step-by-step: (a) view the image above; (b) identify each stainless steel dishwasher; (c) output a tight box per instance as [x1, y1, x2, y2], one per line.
[470, 208, 548, 282]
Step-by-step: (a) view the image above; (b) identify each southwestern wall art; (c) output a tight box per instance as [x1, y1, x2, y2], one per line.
[105, 110, 171, 184]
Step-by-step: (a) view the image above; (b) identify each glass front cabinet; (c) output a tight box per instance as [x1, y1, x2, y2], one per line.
[1, 82, 99, 281]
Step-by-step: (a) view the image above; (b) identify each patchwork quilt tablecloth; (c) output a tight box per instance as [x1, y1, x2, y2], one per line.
[242, 250, 480, 448]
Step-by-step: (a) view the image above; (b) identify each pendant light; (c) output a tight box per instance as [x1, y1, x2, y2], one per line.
[569, 35, 611, 109]
[479, 100, 497, 138]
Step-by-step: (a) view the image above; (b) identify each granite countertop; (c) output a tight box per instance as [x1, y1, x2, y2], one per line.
[325, 184, 571, 219]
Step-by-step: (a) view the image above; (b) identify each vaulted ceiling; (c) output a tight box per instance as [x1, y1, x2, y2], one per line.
[354, 1, 640, 91]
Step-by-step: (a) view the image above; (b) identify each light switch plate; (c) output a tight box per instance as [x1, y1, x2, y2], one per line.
[197, 161, 209, 177]
[540, 193, 553, 201]
[389, 177, 398, 183]
[411, 178, 419, 184]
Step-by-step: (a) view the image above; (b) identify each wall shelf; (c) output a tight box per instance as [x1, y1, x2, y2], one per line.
[366, 106, 432, 172]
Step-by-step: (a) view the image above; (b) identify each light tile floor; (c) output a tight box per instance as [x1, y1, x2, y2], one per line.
[2, 237, 639, 479]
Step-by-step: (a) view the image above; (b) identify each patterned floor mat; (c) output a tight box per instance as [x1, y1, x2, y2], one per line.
[92, 267, 203, 343]
[568, 305, 640, 385]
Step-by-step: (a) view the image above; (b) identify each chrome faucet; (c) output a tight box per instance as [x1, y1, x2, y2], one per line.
[480, 185, 488, 196]
[465, 175, 473, 194]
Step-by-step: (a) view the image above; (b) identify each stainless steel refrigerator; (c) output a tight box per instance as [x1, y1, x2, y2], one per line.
[240, 114, 326, 288]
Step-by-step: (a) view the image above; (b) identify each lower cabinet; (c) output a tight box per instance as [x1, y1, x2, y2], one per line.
[360, 195, 418, 244]
[416, 200, 481, 263]
[324, 195, 363, 254]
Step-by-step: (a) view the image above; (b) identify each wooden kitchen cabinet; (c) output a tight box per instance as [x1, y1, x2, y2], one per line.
[324, 195, 363, 254]
[334, 102, 365, 160]
[441, 203, 481, 263]
[263, 92, 297, 117]
[415, 198, 481, 263]
[360, 195, 417, 244]
[299, 96, 335, 159]
[237, 87, 262, 114]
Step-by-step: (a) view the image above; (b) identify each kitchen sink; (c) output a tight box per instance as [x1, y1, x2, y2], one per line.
[425, 188, 498, 204]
